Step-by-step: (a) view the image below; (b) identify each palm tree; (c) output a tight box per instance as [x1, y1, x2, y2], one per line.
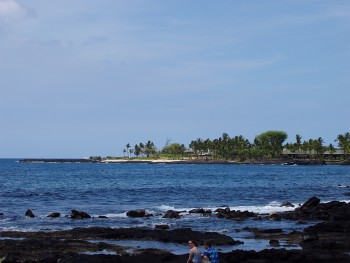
[313, 137, 325, 158]
[134, 144, 141, 158]
[144, 140, 156, 157]
[295, 134, 302, 155]
[327, 143, 336, 159]
[126, 143, 131, 158]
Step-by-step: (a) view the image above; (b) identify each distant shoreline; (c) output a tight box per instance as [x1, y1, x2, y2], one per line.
[19, 158, 348, 165]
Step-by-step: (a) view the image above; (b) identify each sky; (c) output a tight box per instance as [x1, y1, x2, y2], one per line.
[0, 0, 349, 158]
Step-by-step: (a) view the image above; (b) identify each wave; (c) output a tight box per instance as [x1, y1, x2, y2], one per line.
[154, 201, 298, 215]
[100, 212, 128, 218]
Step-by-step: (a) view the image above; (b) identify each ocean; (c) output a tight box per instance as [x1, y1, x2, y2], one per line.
[1, 158, 350, 253]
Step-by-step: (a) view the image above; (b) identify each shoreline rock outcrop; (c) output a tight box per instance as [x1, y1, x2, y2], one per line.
[1, 197, 350, 262]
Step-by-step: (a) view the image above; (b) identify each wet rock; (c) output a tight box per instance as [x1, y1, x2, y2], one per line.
[223, 249, 350, 263]
[189, 208, 206, 214]
[261, 228, 283, 234]
[298, 196, 320, 212]
[70, 210, 91, 219]
[279, 197, 350, 222]
[215, 207, 230, 213]
[269, 212, 282, 221]
[126, 209, 146, 218]
[47, 212, 61, 218]
[25, 209, 35, 218]
[155, 224, 169, 230]
[302, 232, 319, 242]
[162, 210, 181, 219]
[269, 239, 280, 246]
[98, 216, 108, 219]
[0, 227, 237, 246]
[1, 227, 350, 263]
[0, 238, 124, 263]
[188, 208, 212, 215]
[217, 209, 257, 221]
[241, 227, 282, 235]
[57, 253, 122, 263]
[300, 216, 350, 252]
[280, 201, 295, 207]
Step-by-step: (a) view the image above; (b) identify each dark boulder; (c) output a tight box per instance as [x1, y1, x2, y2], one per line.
[217, 210, 257, 221]
[269, 212, 282, 221]
[25, 209, 35, 218]
[280, 198, 350, 221]
[189, 208, 206, 214]
[261, 228, 283, 234]
[188, 208, 212, 215]
[269, 239, 280, 246]
[215, 207, 230, 213]
[47, 212, 61, 218]
[70, 210, 91, 219]
[298, 196, 320, 212]
[126, 209, 146, 218]
[280, 201, 295, 207]
[162, 210, 181, 219]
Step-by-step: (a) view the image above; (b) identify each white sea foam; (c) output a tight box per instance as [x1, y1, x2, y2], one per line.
[157, 205, 177, 211]
[228, 204, 296, 214]
[0, 226, 38, 232]
[228, 201, 299, 214]
[104, 212, 128, 218]
[155, 202, 298, 215]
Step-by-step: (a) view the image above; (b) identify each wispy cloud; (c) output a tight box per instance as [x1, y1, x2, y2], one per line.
[0, 0, 25, 17]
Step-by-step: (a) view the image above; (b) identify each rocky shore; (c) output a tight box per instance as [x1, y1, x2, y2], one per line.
[1, 197, 350, 262]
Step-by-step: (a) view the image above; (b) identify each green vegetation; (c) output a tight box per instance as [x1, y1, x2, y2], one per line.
[254, 130, 287, 158]
[123, 140, 157, 159]
[120, 131, 350, 162]
[337, 132, 350, 154]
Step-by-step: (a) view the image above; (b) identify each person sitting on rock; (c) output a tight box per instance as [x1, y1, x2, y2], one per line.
[202, 240, 219, 263]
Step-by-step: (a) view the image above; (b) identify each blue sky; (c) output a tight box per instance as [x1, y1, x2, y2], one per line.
[0, 0, 349, 158]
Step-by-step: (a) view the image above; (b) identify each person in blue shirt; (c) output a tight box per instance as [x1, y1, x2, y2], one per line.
[202, 240, 219, 263]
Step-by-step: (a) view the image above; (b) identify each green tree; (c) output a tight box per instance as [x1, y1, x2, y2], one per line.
[162, 143, 186, 157]
[337, 132, 350, 155]
[143, 140, 157, 157]
[134, 144, 141, 158]
[295, 134, 302, 155]
[312, 137, 326, 158]
[189, 138, 205, 158]
[254, 130, 288, 158]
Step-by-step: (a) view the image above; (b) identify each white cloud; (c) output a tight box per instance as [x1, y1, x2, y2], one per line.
[0, 0, 24, 17]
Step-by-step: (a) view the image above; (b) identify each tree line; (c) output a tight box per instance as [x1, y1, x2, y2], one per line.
[122, 131, 350, 161]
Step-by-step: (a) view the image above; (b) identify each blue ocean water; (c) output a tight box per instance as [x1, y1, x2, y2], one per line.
[1, 158, 350, 251]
